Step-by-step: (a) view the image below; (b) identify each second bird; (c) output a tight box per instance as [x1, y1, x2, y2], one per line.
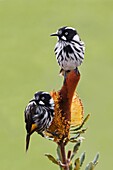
[24, 91, 54, 151]
[51, 26, 85, 75]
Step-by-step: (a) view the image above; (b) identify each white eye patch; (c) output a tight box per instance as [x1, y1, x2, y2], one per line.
[73, 34, 80, 41]
[61, 36, 66, 41]
[39, 101, 45, 105]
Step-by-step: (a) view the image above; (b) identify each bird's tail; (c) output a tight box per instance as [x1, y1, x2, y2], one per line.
[26, 133, 30, 152]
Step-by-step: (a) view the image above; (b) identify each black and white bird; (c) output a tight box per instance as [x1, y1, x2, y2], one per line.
[24, 91, 54, 151]
[51, 26, 85, 75]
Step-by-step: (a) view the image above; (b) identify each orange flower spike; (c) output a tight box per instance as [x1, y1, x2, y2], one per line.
[57, 70, 80, 142]
[59, 70, 80, 122]
[49, 70, 80, 143]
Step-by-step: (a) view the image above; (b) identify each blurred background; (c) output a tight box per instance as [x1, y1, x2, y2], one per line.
[0, 0, 113, 169]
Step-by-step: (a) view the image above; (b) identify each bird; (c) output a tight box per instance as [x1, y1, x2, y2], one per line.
[24, 91, 54, 151]
[51, 26, 85, 76]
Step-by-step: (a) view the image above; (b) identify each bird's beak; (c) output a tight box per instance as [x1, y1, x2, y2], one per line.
[26, 123, 37, 152]
[50, 33, 58, 37]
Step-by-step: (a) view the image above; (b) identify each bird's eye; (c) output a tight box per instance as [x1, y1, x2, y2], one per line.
[58, 30, 62, 35]
[41, 97, 45, 100]
[65, 32, 68, 35]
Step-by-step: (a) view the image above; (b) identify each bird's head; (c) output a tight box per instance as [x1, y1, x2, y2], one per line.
[51, 26, 80, 42]
[33, 91, 54, 109]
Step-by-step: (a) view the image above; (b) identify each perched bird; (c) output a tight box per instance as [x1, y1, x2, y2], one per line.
[51, 26, 85, 75]
[24, 91, 54, 151]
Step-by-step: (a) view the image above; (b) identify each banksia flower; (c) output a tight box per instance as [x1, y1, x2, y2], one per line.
[47, 70, 82, 144]
[44, 70, 99, 170]
[24, 69, 99, 170]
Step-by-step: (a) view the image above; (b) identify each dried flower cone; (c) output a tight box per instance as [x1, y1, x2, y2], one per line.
[48, 70, 82, 143]
[71, 92, 84, 127]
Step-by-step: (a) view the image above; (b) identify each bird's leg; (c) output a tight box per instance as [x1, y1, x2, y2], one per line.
[63, 70, 71, 84]
[59, 68, 65, 76]
[74, 67, 80, 75]
[38, 132, 45, 137]
[59, 68, 67, 84]
[63, 71, 67, 84]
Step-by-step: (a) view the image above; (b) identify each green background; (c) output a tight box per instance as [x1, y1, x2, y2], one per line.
[0, 0, 113, 170]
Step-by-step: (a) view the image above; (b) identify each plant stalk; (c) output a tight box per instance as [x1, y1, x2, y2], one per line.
[58, 142, 69, 170]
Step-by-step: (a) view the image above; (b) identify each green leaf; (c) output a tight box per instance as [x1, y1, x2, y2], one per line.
[57, 145, 62, 161]
[73, 141, 81, 153]
[74, 158, 80, 170]
[71, 128, 87, 134]
[69, 162, 73, 170]
[80, 152, 85, 167]
[45, 153, 59, 165]
[92, 153, 99, 166]
[85, 153, 99, 170]
[69, 139, 78, 143]
[56, 146, 63, 170]
[71, 141, 81, 160]
[70, 134, 80, 141]
[85, 162, 94, 170]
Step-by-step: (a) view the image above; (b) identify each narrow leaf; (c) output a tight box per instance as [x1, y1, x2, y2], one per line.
[85, 162, 94, 170]
[80, 152, 85, 167]
[69, 162, 73, 170]
[74, 158, 80, 170]
[85, 153, 99, 170]
[71, 141, 81, 160]
[70, 134, 80, 140]
[72, 128, 87, 134]
[69, 139, 78, 143]
[92, 153, 99, 165]
[57, 145, 62, 160]
[45, 153, 59, 165]
[73, 141, 81, 153]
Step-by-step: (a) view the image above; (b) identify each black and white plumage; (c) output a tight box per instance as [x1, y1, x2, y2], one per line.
[24, 91, 54, 151]
[51, 26, 85, 74]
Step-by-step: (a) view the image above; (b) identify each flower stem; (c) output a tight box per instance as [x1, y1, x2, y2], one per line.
[58, 142, 69, 170]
